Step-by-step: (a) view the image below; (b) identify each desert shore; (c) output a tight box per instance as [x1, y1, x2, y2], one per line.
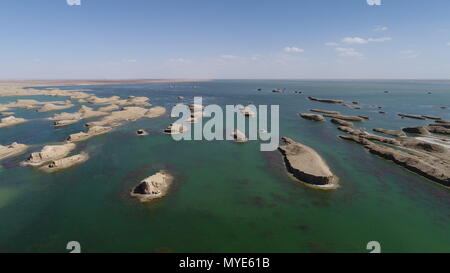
[0, 79, 210, 88]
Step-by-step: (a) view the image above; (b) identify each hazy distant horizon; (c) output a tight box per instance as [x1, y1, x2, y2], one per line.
[3, 78, 450, 82]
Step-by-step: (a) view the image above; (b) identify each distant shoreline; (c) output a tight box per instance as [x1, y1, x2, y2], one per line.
[0, 79, 211, 87]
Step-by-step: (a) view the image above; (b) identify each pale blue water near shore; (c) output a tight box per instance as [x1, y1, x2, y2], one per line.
[0, 80, 449, 253]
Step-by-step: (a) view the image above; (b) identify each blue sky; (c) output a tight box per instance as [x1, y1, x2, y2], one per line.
[1, 0, 450, 79]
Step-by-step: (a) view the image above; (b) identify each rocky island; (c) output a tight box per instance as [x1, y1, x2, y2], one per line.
[373, 128, 406, 137]
[130, 171, 174, 202]
[36, 100, 75, 112]
[86, 106, 166, 127]
[0, 116, 27, 128]
[0, 142, 29, 160]
[323, 114, 365, 122]
[136, 129, 149, 136]
[308, 97, 343, 104]
[39, 152, 89, 173]
[299, 113, 325, 122]
[339, 135, 450, 188]
[98, 104, 119, 112]
[310, 109, 340, 115]
[23, 143, 76, 166]
[51, 105, 108, 124]
[330, 118, 353, 127]
[398, 113, 426, 120]
[67, 126, 112, 142]
[278, 137, 337, 189]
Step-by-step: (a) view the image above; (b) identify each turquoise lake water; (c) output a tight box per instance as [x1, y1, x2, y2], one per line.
[0, 80, 449, 253]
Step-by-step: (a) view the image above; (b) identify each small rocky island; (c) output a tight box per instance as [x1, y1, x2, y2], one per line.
[67, 126, 112, 142]
[130, 171, 174, 202]
[308, 96, 343, 104]
[23, 143, 76, 166]
[39, 152, 89, 173]
[0, 142, 29, 160]
[164, 123, 188, 135]
[278, 137, 338, 189]
[0, 116, 27, 128]
[136, 129, 149, 136]
[299, 113, 325, 122]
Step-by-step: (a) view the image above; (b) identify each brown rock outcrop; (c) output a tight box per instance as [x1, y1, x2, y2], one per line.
[54, 119, 79, 127]
[39, 152, 89, 173]
[0, 142, 29, 160]
[67, 126, 112, 142]
[308, 97, 343, 104]
[310, 109, 340, 115]
[98, 104, 119, 112]
[398, 113, 426, 120]
[0, 116, 27, 128]
[51, 105, 108, 122]
[373, 128, 406, 137]
[23, 143, 76, 166]
[130, 171, 174, 202]
[402, 126, 430, 136]
[36, 100, 74, 112]
[422, 115, 442, 120]
[339, 135, 450, 188]
[323, 114, 365, 122]
[299, 113, 325, 122]
[330, 118, 353, 127]
[278, 137, 337, 188]
[426, 126, 450, 135]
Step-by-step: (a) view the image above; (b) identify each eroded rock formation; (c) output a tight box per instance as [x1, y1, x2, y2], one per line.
[130, 171, 174, 202]
[278, 137, 337, 188]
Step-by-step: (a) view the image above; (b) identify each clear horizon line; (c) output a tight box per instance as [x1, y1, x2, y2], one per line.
[2, 78, 450, 81]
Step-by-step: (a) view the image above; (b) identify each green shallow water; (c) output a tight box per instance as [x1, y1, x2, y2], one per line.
[0, 80, 449, 253]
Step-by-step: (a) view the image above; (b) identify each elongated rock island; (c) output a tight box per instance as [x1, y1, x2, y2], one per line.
[67, 126, 112, 142]
[373, 128, 406, 137]
[278, 137, 337, 189]
[23, 143, 76, 166]
[330, 118, 353, 127]
[308, 97, 343, 104]
[39, 152, 89, 173]
[0, 116, 27, 128]
[339, 135, 450, 188]
[299, 113, 325, 122]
